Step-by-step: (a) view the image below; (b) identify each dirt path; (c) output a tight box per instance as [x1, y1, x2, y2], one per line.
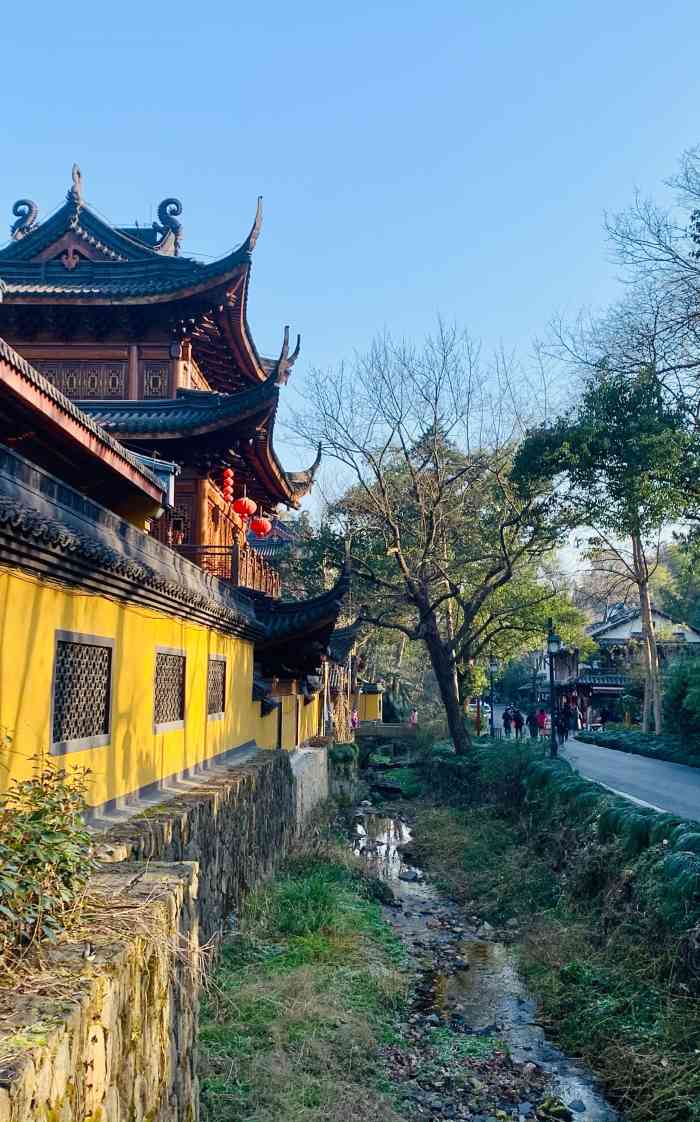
[352, 802, 620, 1122]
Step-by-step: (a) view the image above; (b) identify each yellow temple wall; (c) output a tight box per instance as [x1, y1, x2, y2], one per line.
[352, 691, 382, 722]
[0, 566, 302, 810]
[299, 694, 322, 744]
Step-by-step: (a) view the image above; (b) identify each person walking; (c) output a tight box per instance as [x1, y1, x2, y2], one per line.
[513, 708, 524, 740]
[409, 707, 418, 728]
[502, 706, 513, 738]
[536, 708, 547, 737]
[526, 709, 539, 739]
[556, 709, 569, 745]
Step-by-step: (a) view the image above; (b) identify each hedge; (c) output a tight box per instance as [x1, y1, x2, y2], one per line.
[524, 757, 700, 932]
[576, 727, 700, 769]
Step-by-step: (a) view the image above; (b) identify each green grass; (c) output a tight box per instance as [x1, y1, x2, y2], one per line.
[373, 764, 425, 798]
[199, 848, 408, 1122]
[412, 796, 700, 1122]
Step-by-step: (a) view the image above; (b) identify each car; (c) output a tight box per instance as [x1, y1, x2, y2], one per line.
[467, 699, 491, 716]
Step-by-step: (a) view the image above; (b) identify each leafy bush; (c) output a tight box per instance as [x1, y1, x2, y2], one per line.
[329, 742, 358, 778]
[424, 737, 534, 807]
[0, 763, 94, 953]
[663, 659, 700, 739]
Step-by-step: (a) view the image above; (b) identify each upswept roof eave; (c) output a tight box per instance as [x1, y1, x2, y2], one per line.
[0, 254, 252, 306]
[77, 378, 281, 440]
[254, 560, 351, 646]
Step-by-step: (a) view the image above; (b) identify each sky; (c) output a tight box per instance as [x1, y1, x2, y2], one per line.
[2, 0, 700, 488]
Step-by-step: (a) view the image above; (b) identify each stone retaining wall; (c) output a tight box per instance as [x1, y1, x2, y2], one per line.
[1, 746, 330, 1119]
[96, 749, 298, 943]
[0, 863, 199, 1122]
[291, 746, 329, 826]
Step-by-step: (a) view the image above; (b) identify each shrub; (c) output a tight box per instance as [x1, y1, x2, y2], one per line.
[424, 739, 534, 808]
[0, 762, 94, 954]
[329, 742, 358, 778]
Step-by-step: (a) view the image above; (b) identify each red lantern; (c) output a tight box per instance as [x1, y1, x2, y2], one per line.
[232, 496, 257, 519]
[250, 515, 272, 538]
[222, 467, 234, 503]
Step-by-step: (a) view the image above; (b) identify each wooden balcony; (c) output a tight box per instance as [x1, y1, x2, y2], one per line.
[176, 542, 280, 598]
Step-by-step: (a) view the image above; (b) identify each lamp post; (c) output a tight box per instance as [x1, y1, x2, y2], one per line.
[547, 617, 562, 758]
[489, 654, 497, 737]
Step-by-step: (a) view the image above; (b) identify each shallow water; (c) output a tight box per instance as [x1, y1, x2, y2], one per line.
[353, 805, 620, 1122]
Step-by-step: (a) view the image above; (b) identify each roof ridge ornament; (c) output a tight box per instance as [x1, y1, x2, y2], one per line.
[241, 196, 263, 254]
[274, 325, 301, 385]
[153, 198, 183, 255]
[68, 164, 83, 205]
[10, 199, 39, 241]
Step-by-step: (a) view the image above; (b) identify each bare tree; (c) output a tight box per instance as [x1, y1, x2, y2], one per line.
[293, 325, 561, 754]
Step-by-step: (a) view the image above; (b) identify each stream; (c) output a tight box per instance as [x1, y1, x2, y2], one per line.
[352, 804, 620, 1122]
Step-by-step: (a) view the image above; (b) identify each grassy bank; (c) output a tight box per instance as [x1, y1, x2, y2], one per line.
[411, 750, 700, 1122]
[199, 844, 407, 1122]
[577, 726, 700, 768]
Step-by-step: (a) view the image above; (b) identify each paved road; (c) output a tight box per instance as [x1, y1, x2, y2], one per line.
[563, 736, 700, 822]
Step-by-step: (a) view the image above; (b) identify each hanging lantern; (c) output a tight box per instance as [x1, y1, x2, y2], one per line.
[222, 467, 234, 503]
[232, 495, 257, 519]
[250, 515, 272, 538]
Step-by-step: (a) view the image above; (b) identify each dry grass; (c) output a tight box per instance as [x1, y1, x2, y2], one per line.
[0, 868, 206, 1071]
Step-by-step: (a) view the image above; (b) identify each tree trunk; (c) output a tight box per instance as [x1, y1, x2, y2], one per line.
[423, 610, 472, 755]
[632, 533, 663, 734]
[441, 530, 462, 705]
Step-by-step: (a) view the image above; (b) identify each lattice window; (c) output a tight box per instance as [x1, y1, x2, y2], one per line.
[207, 658, 226, 717]
[141, 362, 170, 398]
[154, 651, 186, 727]
[36, 361, 127, 399]
[52, 635, 113, 749]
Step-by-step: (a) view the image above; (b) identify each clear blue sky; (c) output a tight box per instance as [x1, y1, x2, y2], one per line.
[2, 1, 700, 477]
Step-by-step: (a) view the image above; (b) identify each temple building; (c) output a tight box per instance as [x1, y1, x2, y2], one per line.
[0, 168, 349, 815]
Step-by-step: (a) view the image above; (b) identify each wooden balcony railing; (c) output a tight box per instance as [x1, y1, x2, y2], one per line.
[176, 543, 280, 598]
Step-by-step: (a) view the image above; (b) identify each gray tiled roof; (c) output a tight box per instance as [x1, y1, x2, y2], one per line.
[577, 671, 628, 687]
[0, 198, 250, 300]
[80, 382, 279, 437]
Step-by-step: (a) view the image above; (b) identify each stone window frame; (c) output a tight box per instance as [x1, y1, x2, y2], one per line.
[50, 630, 116, 756]
[153, 646, 187, 734]
[207, 655, 227, 721]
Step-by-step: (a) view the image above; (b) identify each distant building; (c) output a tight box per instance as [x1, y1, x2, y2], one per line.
[587, 602, 700, 657]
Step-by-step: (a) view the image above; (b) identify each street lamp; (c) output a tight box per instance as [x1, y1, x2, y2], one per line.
[488, 654, 498, 737]
[547, 618, 562, 758]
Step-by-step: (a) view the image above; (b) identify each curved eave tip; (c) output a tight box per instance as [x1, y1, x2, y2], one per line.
[310, 442, 322, 476]
[242, 195, 263, 254]
[274, 325, 301, 385]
